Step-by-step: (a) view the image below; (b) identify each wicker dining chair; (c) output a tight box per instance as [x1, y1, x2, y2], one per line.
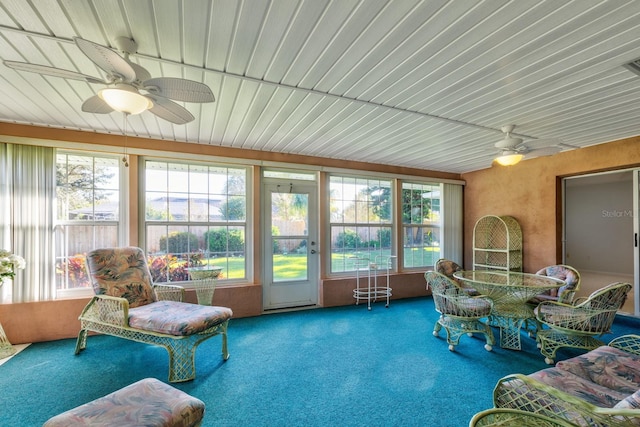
[535, 281, 632, 364]
[469, 408, 576, 427]
[434, 258, 478, 295]
[425, 271, 495, 352]
[529, 265, 581, 305]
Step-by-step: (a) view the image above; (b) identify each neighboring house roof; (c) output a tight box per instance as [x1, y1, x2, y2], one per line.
[70, 196, 224, 220]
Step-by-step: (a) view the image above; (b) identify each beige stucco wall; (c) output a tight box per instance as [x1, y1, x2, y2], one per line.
[461, 136, 640, 273]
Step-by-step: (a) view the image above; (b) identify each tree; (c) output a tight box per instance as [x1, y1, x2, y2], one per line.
[220, 196, 245, 220]
[365, 186, 392, 221]
[402, 187, 433, 246]
[56, 157, 114, 214]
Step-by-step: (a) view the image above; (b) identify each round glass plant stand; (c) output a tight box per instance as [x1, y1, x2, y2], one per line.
[187, 266, 223, 306]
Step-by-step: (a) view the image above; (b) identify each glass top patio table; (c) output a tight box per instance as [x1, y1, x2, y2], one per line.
[452, 270, 564, 306]
[453, 270, 565, 350]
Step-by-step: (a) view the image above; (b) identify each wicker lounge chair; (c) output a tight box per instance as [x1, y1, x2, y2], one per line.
[425, 270, 495, 351]
[535, 281, 631, 364]
[75, 247, 233, 382]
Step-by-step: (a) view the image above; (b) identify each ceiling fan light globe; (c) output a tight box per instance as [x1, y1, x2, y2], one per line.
[495, 153, 524, 166]
[99, 85, 152, 115]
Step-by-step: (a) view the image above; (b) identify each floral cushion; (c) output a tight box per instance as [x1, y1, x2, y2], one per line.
[43, 378, 204, 427]
[615, 390, 640, 409]
[435, 259, 463, 277]
[529, 367, 628, 408]
[534, 265, 579, 300]
[556, 346, 640, 395]
[614, 391, 640, 426]
[86, 247, 156, 308]
[129, 300, 233, 336]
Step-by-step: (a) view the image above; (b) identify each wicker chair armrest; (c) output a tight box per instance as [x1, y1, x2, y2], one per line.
[79, 295, 130, 326]
[153, 284, 185, 302]
[572, 296, 589, 305]
[609, 334, 640, 356]
[493, 373, 640, 426]
[536, 301, 613, 330]
[557, 289, 577, 305]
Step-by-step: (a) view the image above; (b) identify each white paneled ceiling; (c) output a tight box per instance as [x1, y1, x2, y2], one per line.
[1, 0, 640, 173]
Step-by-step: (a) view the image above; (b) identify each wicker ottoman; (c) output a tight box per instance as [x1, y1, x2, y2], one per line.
[43, 378, 205, 427]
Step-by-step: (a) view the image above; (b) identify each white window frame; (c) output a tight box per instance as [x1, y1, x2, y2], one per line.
[140, 157, 252, 285]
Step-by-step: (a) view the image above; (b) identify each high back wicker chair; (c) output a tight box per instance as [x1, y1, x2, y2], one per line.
[529, 265, 581, 305]
[425, 271, 495, 352]
[76, 246, 233, 382]
[469, 408, 576, 427]
[535, 281, 632, 364]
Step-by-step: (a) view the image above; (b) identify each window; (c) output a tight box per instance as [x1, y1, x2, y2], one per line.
[55, 152, 121, 293]
[144, 160, 248, 283]
[402, 182, 441, 268]
[329, 176, 392, 273]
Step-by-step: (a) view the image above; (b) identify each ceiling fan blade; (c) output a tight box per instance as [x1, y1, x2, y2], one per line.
[144, 77, 215, 102]
[524, 146, 562, 159]
[81, 95, 114, 114]
[74, 37, 136, 82]
[3, 60, 106, 84]
[126, 60, 151, 83]
[519, 138, 562, 151]
[148, 97, 195, 124]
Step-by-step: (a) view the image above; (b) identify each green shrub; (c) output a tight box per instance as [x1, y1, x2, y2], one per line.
[159, 231, 199, 254]
[204, 229, 244, 254]
[336, 230, 364, 249]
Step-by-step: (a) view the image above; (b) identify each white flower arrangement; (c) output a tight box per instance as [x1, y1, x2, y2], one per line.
[0, 249, 26, 281]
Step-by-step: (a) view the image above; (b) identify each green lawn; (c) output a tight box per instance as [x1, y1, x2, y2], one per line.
[207, 247, 440, 280]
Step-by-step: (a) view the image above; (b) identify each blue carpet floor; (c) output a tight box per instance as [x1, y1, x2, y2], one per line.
[1, 297, 639, 426]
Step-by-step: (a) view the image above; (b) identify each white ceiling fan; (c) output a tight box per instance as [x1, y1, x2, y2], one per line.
[493, 124, 565, 166]
[3, 36, 215, 124]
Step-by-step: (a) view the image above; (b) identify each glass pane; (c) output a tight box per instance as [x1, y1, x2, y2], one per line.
[225, 195, 246, 221]
[403, 225, 441, 268]
[189, 194, 210, 221]
[188, 164, 209, 193]
[55, 224, 118, 291]
[264, 170, 315, 180]
[273, 238, 308, 282]
[146, 192, 169, 220]
[168, 192, 188, 221]
[94, 190, 118, 220]
[145, 161, 168, 192]
[271, 192, 308, 232]
[167, 163, 189, 192]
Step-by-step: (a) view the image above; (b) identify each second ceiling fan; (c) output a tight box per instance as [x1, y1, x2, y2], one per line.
[494, 124, 565, 166]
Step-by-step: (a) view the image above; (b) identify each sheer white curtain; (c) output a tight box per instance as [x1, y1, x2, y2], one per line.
[441, 183, 464, 263]
[0, 143, 56, 303]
